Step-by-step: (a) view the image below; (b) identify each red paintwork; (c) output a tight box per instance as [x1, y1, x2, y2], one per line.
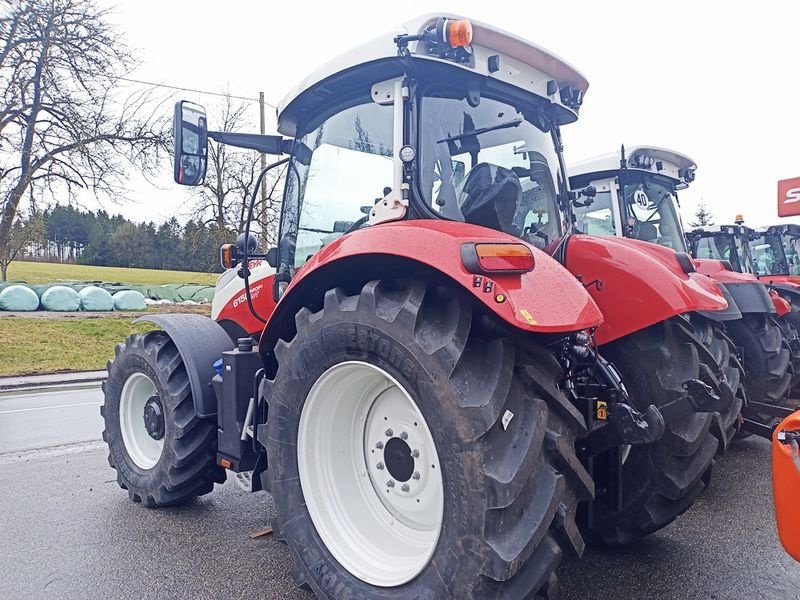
[216, 273, 277, 335]
[759, 274, 800, 288]
[769, 289, 791, 316]
[693, 258, 762, 285]
[565, 236, 727, 345]
[262, 220, 603, 341]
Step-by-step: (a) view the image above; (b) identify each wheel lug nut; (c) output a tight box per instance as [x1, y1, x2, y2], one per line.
[375, 441, 384, 450]
[385, 429, 393, 437]
[412, 449, 420, 458]
[386, 480, 395, 488]
[376, 462, 384, 470]
[401, 484, 410, 492]
[400, 431, 408, 440]
[412, 471, 420, 480]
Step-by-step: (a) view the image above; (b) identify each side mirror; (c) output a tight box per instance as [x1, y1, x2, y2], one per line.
[265, 247, 278, 268]
[173, 100, 208, 186]
[773, 410, 800, 562]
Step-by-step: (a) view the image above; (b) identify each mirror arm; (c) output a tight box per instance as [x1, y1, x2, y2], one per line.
[207, 131, 293, 155]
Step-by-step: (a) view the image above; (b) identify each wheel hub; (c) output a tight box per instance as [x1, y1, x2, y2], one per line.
[143, 395, 165, 440]
[383, 436, 414, 482]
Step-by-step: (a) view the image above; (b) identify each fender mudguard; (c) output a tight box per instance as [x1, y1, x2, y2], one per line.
[258, 220, 604, 359]
[135, 314, 234, 419]
[766, 281, 800, 307]
[564, 235, 728, 345]
[717, 282, 775, 315]
[696, 282, 742, 322]
[769, 289, 791, 317]
[693, 258, 775, 314]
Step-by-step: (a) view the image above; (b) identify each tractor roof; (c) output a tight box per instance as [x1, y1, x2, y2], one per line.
[276, 13, 589, 137]
[767, 223, 800, 236]
[569, 145, 696, 189]
[690, 224, 754, 236]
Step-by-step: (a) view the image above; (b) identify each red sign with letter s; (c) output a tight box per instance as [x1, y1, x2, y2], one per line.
[778, 177, 800, 217]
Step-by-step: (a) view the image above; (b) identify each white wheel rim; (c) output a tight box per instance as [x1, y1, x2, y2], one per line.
[298, 361, 444, 587]
[119, 372, 164, 470]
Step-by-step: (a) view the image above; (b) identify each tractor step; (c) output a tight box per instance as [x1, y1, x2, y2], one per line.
[234, 470, 255, 492]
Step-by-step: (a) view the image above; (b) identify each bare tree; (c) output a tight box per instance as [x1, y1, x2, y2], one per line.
[191, 93, 284, 247]
[0, 0, 170, 280]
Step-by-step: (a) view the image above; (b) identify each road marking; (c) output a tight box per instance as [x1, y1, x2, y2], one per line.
[0, 440, 106, 465]
[0, 401, 101, 415]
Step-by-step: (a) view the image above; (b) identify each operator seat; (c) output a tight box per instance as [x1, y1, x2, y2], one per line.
[458, 163, 522, 236]
[636, 222, 658, 242]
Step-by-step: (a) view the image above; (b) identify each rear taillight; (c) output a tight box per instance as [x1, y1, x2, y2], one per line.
[461, 243, 535, 274]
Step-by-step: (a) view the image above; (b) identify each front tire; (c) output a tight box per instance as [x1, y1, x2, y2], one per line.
[101, 331, 226, 507]
[265, 280, 593, 599]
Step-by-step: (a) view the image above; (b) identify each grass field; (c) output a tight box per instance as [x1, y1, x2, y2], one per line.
[5, 261, 217, 286]
[0, 317, 161, 376]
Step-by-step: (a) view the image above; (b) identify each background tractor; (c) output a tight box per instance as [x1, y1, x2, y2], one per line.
[569, 147, 794, 438]
[101, 14, 733, 598]
[687, 222, 800, 425]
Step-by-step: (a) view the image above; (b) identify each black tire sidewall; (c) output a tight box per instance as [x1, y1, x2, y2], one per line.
[268, 318, 484, 598]
[104, 342, 179, 492]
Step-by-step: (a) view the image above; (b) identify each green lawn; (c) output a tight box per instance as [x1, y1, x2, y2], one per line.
[5, 261, 217, 286]
[0, 317, 159, 376]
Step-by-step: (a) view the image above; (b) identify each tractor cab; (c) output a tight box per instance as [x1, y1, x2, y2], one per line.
[173, 13, 589, 305]
[569, 146, 694, 252]
[755, 224, 800, 278]
[687, 222, 759, 275]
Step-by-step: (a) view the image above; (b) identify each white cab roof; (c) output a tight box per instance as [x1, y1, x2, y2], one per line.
[276, 13, 589, 133]
[569, 145, 696, 183]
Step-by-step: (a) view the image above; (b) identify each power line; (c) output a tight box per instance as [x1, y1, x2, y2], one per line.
[116, 76, 278, 109]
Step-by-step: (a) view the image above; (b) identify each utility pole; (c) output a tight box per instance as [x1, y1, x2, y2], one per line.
[259, 91, 269, 247]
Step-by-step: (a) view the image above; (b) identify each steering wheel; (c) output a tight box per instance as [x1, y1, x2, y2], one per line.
[343, 215, 369, 235]
[523, 224, 548, 248]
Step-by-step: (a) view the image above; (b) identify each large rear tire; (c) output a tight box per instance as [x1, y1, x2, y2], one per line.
[589, 317, 719, 546]
[264, 280, 593, 599]
[690, 315, 746, 451]
[101, 331, 226, 507]
[726, 313, 792, 426]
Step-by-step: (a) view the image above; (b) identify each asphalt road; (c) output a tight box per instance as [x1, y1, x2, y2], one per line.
[1, 385, 799, 599]
[0, 383, 103, 454]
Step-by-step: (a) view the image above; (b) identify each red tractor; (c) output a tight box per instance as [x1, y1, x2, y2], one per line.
[686, 222, 800, 427]
[101, 15, 734, 598]
[569, 146, 796, 438]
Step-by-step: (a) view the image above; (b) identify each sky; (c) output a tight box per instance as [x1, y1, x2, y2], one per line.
[95, 0, 800, 228]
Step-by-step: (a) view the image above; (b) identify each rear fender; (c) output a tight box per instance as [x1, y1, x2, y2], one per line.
[564, 235, 728, 345]
[258, 221, 603, 367]
[693, 258, 775, 314]
[770, 289, 791, 317]
[134, 314, 234, 419]
[696, 282, 742, 322]
[718, 281, 775, 315]
[766, 281, 800, 308]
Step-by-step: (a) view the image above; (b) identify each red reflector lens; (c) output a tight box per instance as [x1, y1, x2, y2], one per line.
[475, 243, 534, 272]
